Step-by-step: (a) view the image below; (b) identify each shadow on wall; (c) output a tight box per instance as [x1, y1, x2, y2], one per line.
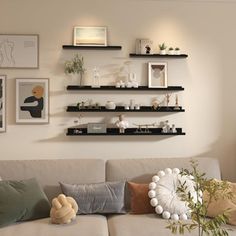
[36, 132, 174, 143]
[193, 138, 236, 182]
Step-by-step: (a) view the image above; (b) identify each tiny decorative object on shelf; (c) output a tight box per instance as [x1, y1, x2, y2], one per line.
[174, 47, 181, 55]
[168, 47, 174, 55]
[87, 123, 107, 134]
[174, 94, 181, 110]
[148, 62, 168, 88]
[164, 93, 172, 108]
[159, 43, 167, 55]
[136, 38, 153, 54]
[152, 98, 160, 110]
[64, 54, 86, 87]
[105, 101, 116, 110]
[115, 114, 129, 133]
[92, 67, 100, 88]
[73, 26, 107, 46]
[133, 122, 157, 134]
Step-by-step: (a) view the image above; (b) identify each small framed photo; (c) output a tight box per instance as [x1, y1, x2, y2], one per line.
[148, 62, 168, 88]
[0, 75, 6, 132]
[73, 26, 107, 46]
[0, 34, 39, 69]
[16, 78, 49, 124]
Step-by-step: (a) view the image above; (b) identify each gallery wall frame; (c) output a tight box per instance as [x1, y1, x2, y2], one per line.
[73, 26, 107, 46]
[16, 78, 49, 124]
[0, 34, 39, 69]
[148, 62, 168, 88]
[0, 75, 6, 132]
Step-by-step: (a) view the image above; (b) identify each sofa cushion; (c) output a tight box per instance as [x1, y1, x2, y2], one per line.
[0, 159, 105, 201]
[0, 215, 109, 236]
[60, 181, 126, 214]
[107, 214, 236, 236]
[0, 178, 50, 227]
[106, 158, 221, 182]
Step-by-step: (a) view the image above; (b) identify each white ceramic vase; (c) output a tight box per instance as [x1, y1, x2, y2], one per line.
[105, 101, 116, 110]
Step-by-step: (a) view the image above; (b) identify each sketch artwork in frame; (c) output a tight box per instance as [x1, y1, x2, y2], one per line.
[0, 34, 39, 68]
[148, 62, 168, 88]
[0, 75, 6, 132]
[73, 26, 107, 46]
[16, 78, 49, 124]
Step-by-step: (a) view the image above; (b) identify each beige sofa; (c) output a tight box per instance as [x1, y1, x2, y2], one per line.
[0, 157, 235, 236]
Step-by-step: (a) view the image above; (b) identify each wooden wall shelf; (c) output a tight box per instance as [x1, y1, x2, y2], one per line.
[67, 128, 185, 136]
[67, 106, 185, 113]
[62, 45, 122, 50]
[66, 85, 184, 91]
[129, 53, 188, 58]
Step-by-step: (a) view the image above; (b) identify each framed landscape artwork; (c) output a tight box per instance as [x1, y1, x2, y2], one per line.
[0, 75, 6, 132]
[16, 78, 49, 124]
[0, 34, 39, 68]
[73, 26, 107, 46]
[148, 62, 168, 88]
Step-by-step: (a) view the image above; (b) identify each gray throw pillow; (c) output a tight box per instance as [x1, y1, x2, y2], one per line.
[60, 181, 126, 214]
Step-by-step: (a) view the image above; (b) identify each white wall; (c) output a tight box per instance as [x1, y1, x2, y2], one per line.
[0, 0, 235, 181]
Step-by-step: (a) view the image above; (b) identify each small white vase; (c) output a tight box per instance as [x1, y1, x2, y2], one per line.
[160, 50, 166, 55]
[105, 101, 116, 110]
[175, 50, 181, 55]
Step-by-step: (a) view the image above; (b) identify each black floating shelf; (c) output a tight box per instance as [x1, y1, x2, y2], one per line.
[62, 45, 122, 50]
[67, 106, 185, 113]
[66, 85, 184, 91]
[67, 128, 185, 136]
[129, 53, 188, 58]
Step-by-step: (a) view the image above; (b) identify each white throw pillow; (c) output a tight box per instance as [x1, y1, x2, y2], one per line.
[148, 168, 197, 220]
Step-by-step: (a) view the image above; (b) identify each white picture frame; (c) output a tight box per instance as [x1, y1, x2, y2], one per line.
[16, 78, 49, 124]
[0, 75, 6, 132]
[148, 62, 168, 88]
[73, 26, 107, 46]
[0, 34, 39, 69]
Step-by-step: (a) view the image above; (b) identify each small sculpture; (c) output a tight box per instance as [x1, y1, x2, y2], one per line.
[152, 98, 160, 110]
[133, 122, 157, 133]
[92, 67, 100, 88]
[165, 94, 172, 108]
[162, 120, 170, 133]
[174, 94, 181, 110]
[115, 114, 129, 133]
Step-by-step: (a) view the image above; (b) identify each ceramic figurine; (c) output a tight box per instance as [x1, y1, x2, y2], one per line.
[152, 98, 160, 110]
[115, 114, 129, 133]
[172, 124, 177, 133]
[165, 94, 171, 107]
[174, 94, 181, 110]
[105, 101, 116, 110]
[162, 120, 170, 133]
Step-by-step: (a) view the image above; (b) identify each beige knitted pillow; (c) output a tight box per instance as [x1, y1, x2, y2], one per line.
[204, 180, 236, 226]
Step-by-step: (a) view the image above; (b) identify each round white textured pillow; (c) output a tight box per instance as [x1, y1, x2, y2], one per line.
[149, 168, 197, 221]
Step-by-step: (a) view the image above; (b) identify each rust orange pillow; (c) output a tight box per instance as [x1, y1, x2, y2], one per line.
[128, 182, 155, 214]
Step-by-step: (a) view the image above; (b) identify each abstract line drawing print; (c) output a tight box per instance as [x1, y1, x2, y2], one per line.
[0, 39, 15, 67]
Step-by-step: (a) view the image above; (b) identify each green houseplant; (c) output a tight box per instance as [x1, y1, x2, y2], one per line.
[159, 43, 167, 55]
[64, 54, 86, 86]
[166, 160, 233, 236]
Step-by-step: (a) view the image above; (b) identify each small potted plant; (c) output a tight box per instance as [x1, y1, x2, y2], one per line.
[159, 43, 167, 55]
[168, 47, 174, 55]
[64, 54, 86, 86]
[174, 47, 181, 55]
